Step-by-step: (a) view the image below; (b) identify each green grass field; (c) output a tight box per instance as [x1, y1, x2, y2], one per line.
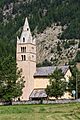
[0, 103, 80, 120]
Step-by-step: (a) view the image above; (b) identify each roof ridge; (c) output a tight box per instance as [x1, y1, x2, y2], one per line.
[37, 65, 69, 69]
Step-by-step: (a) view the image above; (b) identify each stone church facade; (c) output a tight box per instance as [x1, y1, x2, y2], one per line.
[16, 17, 72, 101]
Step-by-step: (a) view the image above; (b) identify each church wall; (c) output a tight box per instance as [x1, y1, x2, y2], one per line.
[34, 69, 72, 99]
[17, 61, 30, 100]
[34, 77, 49, 89]
[17, 48, 36, 101]
[17, 43, 36, 54]
[34, 69, 71, 89]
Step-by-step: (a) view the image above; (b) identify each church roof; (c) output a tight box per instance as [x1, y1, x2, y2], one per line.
[34, 66, 69, 77]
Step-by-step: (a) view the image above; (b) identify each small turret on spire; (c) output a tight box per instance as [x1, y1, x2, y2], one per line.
[17, 36, 20, 43]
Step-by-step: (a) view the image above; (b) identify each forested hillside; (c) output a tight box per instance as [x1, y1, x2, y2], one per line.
[0, 0, 80, 65]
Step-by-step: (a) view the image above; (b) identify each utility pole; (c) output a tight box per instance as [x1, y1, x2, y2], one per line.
[76, 73, 78, 99]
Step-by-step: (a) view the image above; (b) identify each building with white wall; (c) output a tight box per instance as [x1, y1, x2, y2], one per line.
[16, 17, 72, 101]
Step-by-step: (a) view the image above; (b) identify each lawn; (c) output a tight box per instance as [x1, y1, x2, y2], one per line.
[0, 103, 80, 120]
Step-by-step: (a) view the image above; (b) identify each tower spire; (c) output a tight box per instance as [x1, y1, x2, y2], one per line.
[19, 17, 33, 43]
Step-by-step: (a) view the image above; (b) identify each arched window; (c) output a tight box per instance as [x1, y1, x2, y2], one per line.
[21, 47, 23, 52]
[23, 37, 25, 42]
[27, 28, 29, 31]
[24, 55, 26, 61]
[21, 55, 26, 61]
[23, 47, 25, 52]
[21, 55, 24, 61]
[21, 47, 26, 53]
[24, 47, 26, 52]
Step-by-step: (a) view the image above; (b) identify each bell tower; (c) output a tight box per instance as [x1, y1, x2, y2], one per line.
[16, 17, 36, 100]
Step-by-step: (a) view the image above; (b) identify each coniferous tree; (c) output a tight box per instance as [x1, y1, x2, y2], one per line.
[0, 55, 24, 103]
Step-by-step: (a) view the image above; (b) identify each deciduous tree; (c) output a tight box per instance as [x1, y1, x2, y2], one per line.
[0, 55, 24, 103]
[45, 68, 67, 99]
[68, 65, 80, 98]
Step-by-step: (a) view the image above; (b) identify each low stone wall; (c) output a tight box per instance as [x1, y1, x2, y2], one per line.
[0, 99, 80, 105]
[12, 99, 80, 105]
[12, 101, 40, 105]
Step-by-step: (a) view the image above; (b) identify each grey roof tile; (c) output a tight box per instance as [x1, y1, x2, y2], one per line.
[34, 66, 69, 77]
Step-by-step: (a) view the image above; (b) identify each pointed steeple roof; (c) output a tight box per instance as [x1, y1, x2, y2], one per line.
[19, 17, 33, 43]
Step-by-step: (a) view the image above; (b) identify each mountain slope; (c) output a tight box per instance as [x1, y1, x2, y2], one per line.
[0, 0, 80, 65]
[36, 24, 79, 66]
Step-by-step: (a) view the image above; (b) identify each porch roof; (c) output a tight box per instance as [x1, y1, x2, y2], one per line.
[29, 89, 47, 98]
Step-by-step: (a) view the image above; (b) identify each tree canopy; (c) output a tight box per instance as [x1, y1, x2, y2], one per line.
[0, 56, 24, 102]
[45, 68, 67, 99]
[68, 65, 80, 98]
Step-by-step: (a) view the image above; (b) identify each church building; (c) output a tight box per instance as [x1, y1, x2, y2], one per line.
[16, 17, 72, 101]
